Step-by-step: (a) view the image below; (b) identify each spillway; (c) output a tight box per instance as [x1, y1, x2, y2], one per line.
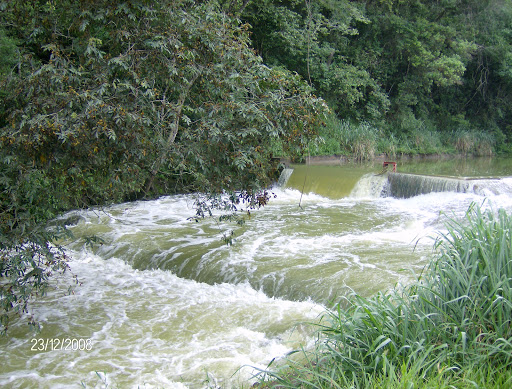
[386, 172, 512, 198]
[281, 164, 512, 199]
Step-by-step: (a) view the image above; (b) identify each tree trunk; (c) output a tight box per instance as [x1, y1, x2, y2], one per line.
[144, 71, 201, 194]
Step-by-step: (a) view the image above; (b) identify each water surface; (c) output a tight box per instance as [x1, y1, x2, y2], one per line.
[1, 158, 512, 388]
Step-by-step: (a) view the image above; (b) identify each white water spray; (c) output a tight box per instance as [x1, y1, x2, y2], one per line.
[3, 163, 512, 388]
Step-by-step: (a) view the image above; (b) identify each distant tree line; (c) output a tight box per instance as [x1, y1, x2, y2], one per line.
[237, 0, 512, 147]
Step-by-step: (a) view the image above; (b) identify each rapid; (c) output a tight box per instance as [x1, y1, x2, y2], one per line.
[1, 158, 512, 388]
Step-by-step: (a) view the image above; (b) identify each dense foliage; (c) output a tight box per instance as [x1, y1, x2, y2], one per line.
[241, 0, 512, 153]
[0, 0, 326, 332]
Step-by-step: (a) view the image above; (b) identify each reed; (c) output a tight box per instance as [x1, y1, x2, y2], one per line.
[376, 132, 399, 158]
[257, 203, 512, 388]
[338, 120, 380, 161]
[409, 128, 443, 153]
[309, 117, 382, 160]
[454, 129, 495, 156]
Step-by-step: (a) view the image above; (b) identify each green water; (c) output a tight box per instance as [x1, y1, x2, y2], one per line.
[285, 157, 512, 199]
[1, 157, 512, 388]
[285, 164, 374, 198]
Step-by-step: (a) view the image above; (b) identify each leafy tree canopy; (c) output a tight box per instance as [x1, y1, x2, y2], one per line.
[0, 0, 326, 332]
[241, 0, 512, 139]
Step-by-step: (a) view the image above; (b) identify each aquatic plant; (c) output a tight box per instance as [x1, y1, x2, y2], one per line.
[258, 203, 512, 388]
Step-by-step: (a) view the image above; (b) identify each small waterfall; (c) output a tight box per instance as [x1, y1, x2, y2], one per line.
[276, 166, 512, 199]
[387, 173, 512, 199]
[350, 173, 390, 198]
[350, 172, 512, 199]
[277, 168, 294, 187]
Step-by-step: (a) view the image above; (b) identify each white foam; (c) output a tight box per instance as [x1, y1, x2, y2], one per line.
[4, 171, 512, 388]
[0, 250, 323, 388]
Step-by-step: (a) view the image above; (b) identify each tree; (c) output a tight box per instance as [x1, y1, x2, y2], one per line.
[456, 0, 512, 141]
[241, 0, 391, 121]
[0, 0, 326, 332]
[241, 0, 510, 140]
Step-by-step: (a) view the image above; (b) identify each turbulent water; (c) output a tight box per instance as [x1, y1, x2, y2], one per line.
[2, 159, 512, 388]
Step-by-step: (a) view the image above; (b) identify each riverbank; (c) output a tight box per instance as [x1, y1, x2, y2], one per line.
[283, 117, 510, 165]
[282, 152, 469, 166]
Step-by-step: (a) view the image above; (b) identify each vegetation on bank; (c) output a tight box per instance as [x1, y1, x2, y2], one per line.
[243, 0, 512, 155]
[304, 116, 502, 161]
[1, 0, 512, 335]
[256, 203, 512, 388]
[0, 0, 326, 333]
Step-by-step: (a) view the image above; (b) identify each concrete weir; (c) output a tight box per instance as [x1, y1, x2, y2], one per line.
[386, 172, 510, 198]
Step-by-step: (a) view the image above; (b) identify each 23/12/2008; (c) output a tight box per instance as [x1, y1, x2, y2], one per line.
[30, 338, 92, 351]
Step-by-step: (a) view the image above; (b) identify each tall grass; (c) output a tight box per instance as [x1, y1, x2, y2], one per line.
[340, 121, 380, 161]
[310, 117, 381, 161]
[310, 116, 459, 159]
[453, 128, 496, 156]
[257, 203, 512, 388]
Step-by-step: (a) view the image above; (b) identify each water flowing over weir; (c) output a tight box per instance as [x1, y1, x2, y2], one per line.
[385, 173, 512, 198]
[2, 160, 512, 388]
[316, 169, 512, 200]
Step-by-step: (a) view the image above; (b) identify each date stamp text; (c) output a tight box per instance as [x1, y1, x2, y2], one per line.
[31, 338, 92, 351]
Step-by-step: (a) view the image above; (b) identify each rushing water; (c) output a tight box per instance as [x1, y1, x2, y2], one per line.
[1, 158, 512, 388]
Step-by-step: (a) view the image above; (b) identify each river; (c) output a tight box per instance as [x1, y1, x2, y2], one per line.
[1, 157, 512, 388]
